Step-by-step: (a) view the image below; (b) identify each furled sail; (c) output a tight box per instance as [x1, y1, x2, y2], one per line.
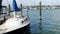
[12, 0, 21, 11]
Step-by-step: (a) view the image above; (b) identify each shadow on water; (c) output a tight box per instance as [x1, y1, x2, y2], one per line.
[23, 24, 31, 34]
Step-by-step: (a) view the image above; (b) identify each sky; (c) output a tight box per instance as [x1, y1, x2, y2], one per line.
[2, 0, 60, 6]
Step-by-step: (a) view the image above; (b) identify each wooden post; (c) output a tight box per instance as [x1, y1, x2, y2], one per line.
[20, 4, 23, 17]
[8, 4, 10, 16]
[39, 1, 42, 30]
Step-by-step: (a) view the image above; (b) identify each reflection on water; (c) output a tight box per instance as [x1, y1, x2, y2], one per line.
[23, 26, 31, 34]
[23, 9, 60, 34]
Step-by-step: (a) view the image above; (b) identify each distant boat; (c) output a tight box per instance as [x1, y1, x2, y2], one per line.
[0, 0, 30, 34]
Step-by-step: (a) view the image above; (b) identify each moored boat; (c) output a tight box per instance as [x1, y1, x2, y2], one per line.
[0, 0, 30, 34]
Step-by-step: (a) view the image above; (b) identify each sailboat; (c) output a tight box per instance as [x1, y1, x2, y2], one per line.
[0, 0, 30, 34]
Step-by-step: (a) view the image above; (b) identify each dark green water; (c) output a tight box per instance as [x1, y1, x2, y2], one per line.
[21, 9, 60, 34]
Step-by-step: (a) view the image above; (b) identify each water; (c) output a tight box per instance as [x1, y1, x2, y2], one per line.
[22, 9, 60, 34]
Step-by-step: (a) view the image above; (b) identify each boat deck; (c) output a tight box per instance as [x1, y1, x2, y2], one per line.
[0, 16, 10, 25]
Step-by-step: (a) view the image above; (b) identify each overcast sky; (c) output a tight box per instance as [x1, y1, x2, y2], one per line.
[2, 0, 60, 6]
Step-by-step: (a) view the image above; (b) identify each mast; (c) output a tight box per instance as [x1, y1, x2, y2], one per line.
[0, 0, 2, 9]
[0, 0, 2, 15]
[20, 0, 23, 17]
[7, 0, 10, 16]
[20, 4, 23, 17]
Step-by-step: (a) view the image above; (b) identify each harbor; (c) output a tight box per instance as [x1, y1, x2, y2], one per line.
[22, 5, 60, 10]
[1, 8, 60, 34]
[0, 0, 60, 34]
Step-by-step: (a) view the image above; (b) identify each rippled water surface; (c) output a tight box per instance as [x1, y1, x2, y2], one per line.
[10, 9, 60, 34]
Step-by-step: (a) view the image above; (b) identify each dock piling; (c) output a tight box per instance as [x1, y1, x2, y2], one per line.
[39, 1, 42, 30]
